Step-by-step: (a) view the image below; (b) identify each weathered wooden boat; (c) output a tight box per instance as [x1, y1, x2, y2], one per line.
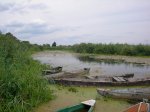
[97, 88, 150, 100]
[57, 99, 96, 112]
[45, 68, 90, 79]
[52, 76, 150, 86]
[92, 73, 134, 79]
[121, 73, 134, 78]
[42, 66, 62, 75]
[64, 68, 90, 75]
[123, 101, 150, 112]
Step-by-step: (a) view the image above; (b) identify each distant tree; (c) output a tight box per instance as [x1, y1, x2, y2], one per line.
[43, 44, 50, 49]
[52, 41, 56, 47]
[0, 30, 2, 34]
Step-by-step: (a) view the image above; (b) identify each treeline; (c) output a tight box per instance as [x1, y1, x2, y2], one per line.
[0, 33, 53, 112]
[25, 40, 150, 56]
[71, 43, 150, 56]
[22, 42, 150, 56]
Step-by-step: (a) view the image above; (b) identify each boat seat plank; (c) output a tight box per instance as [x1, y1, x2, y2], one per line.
[113, 77, 126, 82]
[117, 77, 126, 82]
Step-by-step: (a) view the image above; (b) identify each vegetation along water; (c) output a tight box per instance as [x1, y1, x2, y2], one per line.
[0, 33, 53, 112]
[0, 32, 150, 112]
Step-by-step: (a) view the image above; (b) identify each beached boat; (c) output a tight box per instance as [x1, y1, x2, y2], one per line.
[121, 73, 134, 78]
[45, 68, 90, 80]
[63, 68, 90, 77]
[97, 88, 150, 100]
[42, 66, 62, 75]
[57, 99, 96, 112]
[123, 101, 150, 112]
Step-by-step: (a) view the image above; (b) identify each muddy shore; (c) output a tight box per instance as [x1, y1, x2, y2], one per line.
[77, 54, 150, 65]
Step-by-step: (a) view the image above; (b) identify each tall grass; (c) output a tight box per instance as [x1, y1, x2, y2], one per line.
[0, 33, 53, 112]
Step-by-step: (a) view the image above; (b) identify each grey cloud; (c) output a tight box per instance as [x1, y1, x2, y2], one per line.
[0, 3, 14, 12]
[4, 21, 62, 38]
[6, 22, 24, 27]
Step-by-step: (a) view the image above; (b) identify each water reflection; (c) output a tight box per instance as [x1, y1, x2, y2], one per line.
[33, 52, 150, 78]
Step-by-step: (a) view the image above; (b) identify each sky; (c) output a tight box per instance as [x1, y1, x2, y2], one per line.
[0, 0, 150, 45]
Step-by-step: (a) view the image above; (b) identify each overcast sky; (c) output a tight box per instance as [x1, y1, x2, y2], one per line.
[0, 0, 150, 45]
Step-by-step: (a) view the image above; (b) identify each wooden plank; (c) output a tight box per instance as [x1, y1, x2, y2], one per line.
[117, 77, 126, 82]
[113, 77, 126, 82]
[113, 77, 120, 82]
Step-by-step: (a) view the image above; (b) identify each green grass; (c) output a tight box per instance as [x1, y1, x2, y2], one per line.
[0, 33, 53, 112]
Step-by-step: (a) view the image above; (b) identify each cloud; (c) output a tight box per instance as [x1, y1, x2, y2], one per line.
[0, 3, 15, 12]
[0, 0, 150, 45]
[3, 20, 62, 39]
[28, 3, 48, 10]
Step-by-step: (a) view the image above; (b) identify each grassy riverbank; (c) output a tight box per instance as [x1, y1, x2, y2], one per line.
[0, 33, 53, 112]
[34, 85, 132, 112]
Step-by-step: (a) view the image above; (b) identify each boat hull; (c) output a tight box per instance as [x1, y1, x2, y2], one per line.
[97, 88, 150, 100]
[52, 78, 150, 86]
[57, 100, 95, 112]
[42, 66, 62, 75]
[57, 104, 94, 112]
[123, 102, 150, 112]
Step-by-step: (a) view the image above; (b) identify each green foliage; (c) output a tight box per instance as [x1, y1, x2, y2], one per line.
[0, 33, 53, 112]
[72, 43, 150, 56]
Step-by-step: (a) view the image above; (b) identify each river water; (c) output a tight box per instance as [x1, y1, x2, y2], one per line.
[33, 51, 150, 78]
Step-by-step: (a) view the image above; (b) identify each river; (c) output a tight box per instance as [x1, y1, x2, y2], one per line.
[33, 51, 150, 78]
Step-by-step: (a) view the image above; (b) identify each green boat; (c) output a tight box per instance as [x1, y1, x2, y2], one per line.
[57, 99, 96, 112]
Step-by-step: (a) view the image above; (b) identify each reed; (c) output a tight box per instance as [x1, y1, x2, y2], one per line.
[0, 33, 53, 112]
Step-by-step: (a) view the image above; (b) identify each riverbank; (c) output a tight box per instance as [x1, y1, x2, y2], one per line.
[34, 85, 130, 112]
[77, 53, 150, 66]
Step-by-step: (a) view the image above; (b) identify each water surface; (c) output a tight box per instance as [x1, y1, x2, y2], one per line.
[33, 51, 150, 78]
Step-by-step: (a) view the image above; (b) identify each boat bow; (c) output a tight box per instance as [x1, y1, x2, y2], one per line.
[81, 99, 96, 106]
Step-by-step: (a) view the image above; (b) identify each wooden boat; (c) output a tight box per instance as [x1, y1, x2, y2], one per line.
[84, 73, 134, 82]
[97, 88, 150, 100]
[53, 77, 150, 86]
[121, 73, 134, 78]
[57, 99, 96, 112]
[123, 102, 150, 112]
[45, 68, 90, 79]
[64, 68, 90, 75]
[42, 66, 62, 75]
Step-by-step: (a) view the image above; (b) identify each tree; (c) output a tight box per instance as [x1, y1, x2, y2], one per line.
[52, 41, 56, 47]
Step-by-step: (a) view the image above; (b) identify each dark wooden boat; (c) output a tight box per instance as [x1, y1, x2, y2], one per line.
[42, 66, 62, 75]
[53, 77, 150, 86]
[97, 88, 150, 100]
[84, 73, 134, 83]
[57, 99, 96, 112]
[123, 102, 150, 112]
[121, 73, 134, 78]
